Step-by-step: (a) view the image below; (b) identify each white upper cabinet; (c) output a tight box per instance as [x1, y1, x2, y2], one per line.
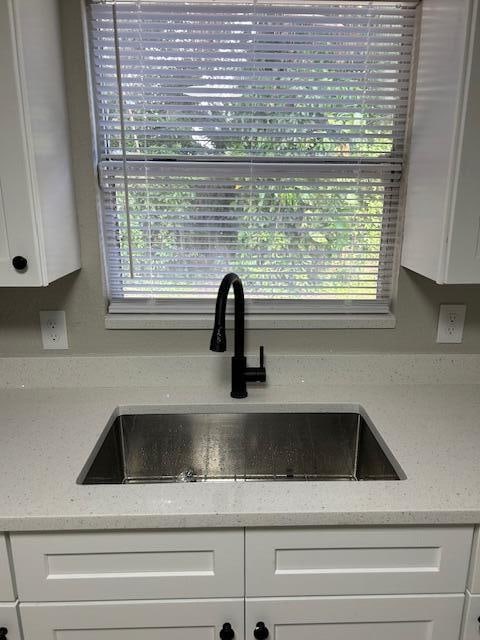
[0, 0, 80, 286]
[402, 0, 480, 283]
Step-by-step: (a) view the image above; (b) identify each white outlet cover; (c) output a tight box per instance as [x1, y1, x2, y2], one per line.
[40, 310, 69, 350]
[436, 304, 466, 344]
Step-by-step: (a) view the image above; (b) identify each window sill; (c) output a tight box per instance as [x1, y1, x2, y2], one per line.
[105, 313, 396, 330]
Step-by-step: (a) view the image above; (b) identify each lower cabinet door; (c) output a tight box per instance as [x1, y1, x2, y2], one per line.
[461, 593, 480, 639]
[0, 603, 22, 640]
[246, 595, 464, 640]
[20, 599, 244, 640]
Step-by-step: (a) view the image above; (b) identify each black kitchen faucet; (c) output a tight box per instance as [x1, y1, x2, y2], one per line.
[210, 273, 266, 398]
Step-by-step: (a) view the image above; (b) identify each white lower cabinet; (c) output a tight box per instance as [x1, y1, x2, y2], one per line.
[12, 526, 477, 640]
[462, 593, 480, 639]
[0, 604, 21, 640]
[20, 599, 244, 640]
[246, 595, 465, 640]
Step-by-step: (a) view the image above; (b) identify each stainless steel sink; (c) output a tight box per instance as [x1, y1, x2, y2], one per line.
[79, 411, 404, 484]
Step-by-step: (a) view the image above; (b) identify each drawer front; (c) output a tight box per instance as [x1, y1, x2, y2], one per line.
[11, 529, 243, 601]
[246, 594, 465, 640]
[0, 603, 22, 640]
[246, 526, 473, 596]
[0, 535, 14, 601]
[20, 598, 244, 640]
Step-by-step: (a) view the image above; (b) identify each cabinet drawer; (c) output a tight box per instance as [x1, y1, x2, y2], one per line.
[0, 604, 21, 640]
[0, 535, 14, 601]
[462, 593, 480, 640]
[11, 529, 243, 601]
[246, 526, 473, 596]
[246, 594, 464, 640]
[20, 598, 244, 640]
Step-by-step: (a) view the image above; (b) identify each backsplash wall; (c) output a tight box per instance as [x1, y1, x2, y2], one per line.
[0, 0, 480, 357]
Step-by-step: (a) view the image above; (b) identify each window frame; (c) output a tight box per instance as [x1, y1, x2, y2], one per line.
[84, 0, 418, 329]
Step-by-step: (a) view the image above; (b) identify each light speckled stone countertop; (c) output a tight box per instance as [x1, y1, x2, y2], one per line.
[1, 354, 480, 531]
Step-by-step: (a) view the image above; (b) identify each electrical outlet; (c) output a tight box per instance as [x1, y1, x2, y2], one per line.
[40, 310, 69, 350]
[436, 304, 466, 344]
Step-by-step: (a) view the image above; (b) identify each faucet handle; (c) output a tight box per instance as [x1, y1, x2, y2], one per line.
[244, 346, 266, 385]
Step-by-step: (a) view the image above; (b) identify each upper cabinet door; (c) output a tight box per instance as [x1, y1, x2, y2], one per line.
[0, 0, 80, 287]
[402, 0, 480, 284]
[0, 0, 43, 285]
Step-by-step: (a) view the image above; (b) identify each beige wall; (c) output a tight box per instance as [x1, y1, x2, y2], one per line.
[0, 0, 480, 357]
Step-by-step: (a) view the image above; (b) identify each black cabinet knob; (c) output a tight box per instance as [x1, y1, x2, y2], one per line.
[220, 622, 235, 640]
[12, 256, 28, 271]
[0, 627, 8, 640]
[254, 622, 269, 639]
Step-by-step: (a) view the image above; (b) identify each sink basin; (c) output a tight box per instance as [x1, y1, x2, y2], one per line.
[79, 411, 404, 484]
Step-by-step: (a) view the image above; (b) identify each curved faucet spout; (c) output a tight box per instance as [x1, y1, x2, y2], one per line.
[209, 272, 244, 357]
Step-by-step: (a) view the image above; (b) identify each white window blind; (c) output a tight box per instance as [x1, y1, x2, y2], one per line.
[88, 0, 418, 313]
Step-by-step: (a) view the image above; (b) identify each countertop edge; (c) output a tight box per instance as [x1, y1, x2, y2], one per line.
[2, 511, 480, 532]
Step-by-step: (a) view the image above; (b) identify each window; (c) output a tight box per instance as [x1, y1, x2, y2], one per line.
[88, 0, 417, 318]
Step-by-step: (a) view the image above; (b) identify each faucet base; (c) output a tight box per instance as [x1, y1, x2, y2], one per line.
[231, 390, 248, 399]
